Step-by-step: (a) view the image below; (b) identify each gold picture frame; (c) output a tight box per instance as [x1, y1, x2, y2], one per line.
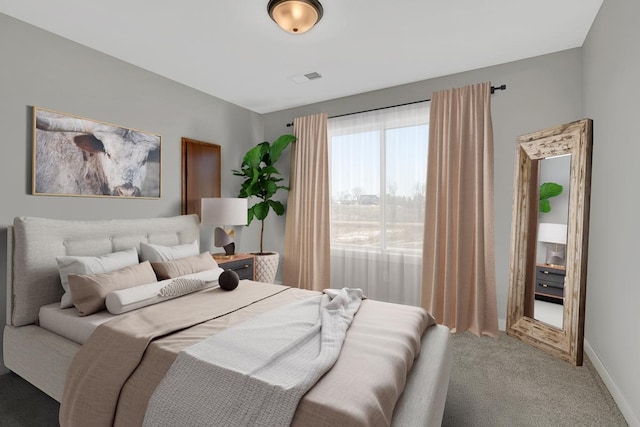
[32, 106, 161, 199]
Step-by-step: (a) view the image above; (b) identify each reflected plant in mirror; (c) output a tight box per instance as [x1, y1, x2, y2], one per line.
[539, 182, 563, 213]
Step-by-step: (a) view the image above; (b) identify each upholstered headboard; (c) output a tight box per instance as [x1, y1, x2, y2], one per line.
[6, 215, 200, 326]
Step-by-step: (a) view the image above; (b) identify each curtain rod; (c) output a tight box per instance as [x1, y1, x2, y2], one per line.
[285, 84, 507, 127]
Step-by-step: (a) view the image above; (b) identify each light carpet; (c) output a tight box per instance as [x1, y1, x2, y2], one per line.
[442, 332, 627, 426]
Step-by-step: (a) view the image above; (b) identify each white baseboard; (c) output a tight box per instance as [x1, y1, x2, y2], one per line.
[584, 339, 640, 427]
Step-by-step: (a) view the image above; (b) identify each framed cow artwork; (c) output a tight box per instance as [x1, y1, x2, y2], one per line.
[32, 107, 162, 199]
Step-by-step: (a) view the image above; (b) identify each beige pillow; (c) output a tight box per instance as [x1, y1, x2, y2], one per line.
[68, 261, 157, 316]
[151, 252, 219, 280]
[56, 247, 139, 309]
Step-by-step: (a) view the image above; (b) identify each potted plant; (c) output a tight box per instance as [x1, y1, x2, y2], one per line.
[232, 134, 296, 282]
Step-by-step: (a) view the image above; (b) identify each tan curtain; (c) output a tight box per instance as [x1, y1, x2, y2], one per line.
[283, 113, 330, 291]
[421, 82, 498, 337]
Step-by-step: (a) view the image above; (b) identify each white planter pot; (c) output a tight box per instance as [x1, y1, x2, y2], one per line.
[253, 252, 279, 284]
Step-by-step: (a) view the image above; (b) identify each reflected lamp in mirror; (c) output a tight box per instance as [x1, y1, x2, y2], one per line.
[201, 198, 248, 257]
[538, 222, 567, 266]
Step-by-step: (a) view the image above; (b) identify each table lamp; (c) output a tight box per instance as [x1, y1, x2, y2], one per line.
[538, 222, 568, 266]
[201, 198, 248, 258]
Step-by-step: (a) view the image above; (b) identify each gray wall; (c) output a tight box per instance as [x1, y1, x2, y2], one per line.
[0, 14, 262, 370]
[262, 48, 585, 327]
[583, 0, 640, 424]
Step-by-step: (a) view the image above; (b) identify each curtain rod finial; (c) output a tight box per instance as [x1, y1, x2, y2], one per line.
[490, 84, 507, 94]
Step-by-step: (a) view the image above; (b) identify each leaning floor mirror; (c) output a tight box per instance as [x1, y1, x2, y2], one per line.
[507, 119, 592, 365]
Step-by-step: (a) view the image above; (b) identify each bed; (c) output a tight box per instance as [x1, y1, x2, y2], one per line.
[4, 215, 452, 426]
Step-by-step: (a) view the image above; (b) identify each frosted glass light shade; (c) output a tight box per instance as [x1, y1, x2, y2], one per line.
[268, 0, 323, 34]
[200, 198, 248, 226]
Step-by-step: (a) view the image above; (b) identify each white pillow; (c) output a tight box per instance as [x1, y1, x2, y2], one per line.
[105, 268, 223, 314]
[56, 247, 139, 309]
[139, 240, 200, 262]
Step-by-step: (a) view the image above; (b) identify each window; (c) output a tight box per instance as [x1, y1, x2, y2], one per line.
[328, 102, 429, 306]
[329, 102, 429, 254]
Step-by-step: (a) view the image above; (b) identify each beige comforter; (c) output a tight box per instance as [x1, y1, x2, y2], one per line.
[60, 281, 434, 427]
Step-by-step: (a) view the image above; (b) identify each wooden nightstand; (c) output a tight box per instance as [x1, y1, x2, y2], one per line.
[534, 264, 565, 304]
[213, 253, 255, 280]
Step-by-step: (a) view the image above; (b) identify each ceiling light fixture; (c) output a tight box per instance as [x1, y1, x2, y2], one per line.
[267, 0, 323, 34]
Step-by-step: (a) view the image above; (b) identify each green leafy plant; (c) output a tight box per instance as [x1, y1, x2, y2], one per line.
[232, 134, 296, 254]
[539, 182, 563, 213]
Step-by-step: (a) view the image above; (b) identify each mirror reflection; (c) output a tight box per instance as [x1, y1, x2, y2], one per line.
[532, 155, 571, 329]
[532, 154, 571, 329]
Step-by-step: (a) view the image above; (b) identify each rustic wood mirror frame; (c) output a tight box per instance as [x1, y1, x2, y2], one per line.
[506, 119, 592, 365]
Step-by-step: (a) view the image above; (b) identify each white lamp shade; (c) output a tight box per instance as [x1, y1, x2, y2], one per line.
[538, 223, 567, 244]
[200, 198, 248, 226]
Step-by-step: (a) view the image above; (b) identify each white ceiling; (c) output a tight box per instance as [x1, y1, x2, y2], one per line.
[1, 0, 603, 114]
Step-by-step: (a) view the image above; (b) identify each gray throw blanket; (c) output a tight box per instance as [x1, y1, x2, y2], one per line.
[143, 287, 364, 427]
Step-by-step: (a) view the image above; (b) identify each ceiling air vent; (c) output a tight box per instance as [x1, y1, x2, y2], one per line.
[291, 72, 323, 83]
[304, 72, 322, 80]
